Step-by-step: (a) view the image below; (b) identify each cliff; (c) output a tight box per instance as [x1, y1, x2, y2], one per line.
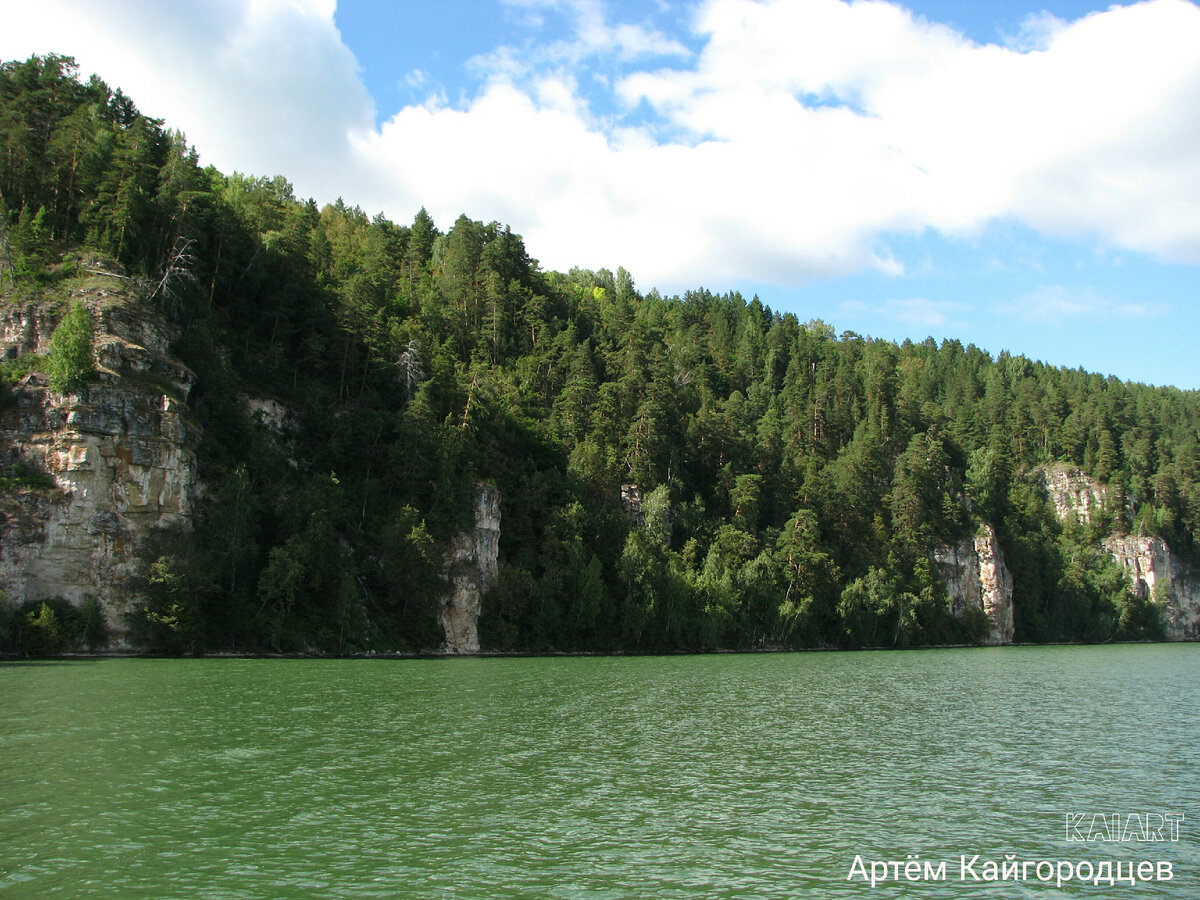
[934, 523, 1015, 645]
[0, 267, 199, 647]
[1039, 465, 1109, 526]
[1038, 466, 1199, 640]
[1102, 534, 1200, 640]
[438, 483, 500, 653]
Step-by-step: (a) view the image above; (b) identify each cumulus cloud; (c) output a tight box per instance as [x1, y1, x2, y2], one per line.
[469, 0, 689, 89]
[618, 0, 1200, 269]
[371, 0, 1200, 285]
[500, 0, 691, 60]
[3, 0, 1199, 290]
[0, 0, 376, 205]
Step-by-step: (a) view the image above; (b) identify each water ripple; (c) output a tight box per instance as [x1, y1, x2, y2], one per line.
[1, 646, 1197, 897]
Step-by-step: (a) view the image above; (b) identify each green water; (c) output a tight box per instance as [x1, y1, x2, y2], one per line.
[2, 646, 1197, 898]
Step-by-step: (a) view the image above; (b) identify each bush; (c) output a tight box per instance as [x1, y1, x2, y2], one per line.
[46, 300, 95, 393]
[0, 457, 56, 492]
[0, 598, 86, 656]
[23, 601, 65, 655]
[128, 556, 199, 655]
[81, 596, 108, 649]
[0, 591, 16, 651]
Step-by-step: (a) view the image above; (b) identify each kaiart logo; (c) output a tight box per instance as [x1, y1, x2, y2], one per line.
[1065, 812, 1185, 843]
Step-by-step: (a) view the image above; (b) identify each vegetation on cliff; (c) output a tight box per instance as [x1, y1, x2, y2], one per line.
[2, 55, 1197, 654]
[44, 299, 95, 392]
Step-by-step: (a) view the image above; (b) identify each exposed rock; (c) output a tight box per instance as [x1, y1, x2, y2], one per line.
[0, 290, 199, 647]
[934, 523, 1015, 645]
[1039, 466, 1198, 640]
[438, 483, 500, 654]
[241, 395, 292, 433]
[1039, 464, 1107, 525]
[1, 302, 58, 357]
[620, 483, 644, 525]
[1103, 534, 1200, 640]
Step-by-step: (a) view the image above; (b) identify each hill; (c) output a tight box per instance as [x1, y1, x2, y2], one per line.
[1, 54, 1197, 654]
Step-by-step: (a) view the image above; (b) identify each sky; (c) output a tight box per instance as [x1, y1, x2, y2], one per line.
[3, 0, 1198, 388]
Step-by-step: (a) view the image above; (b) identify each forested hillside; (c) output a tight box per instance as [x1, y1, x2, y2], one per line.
[2, 55, 1198, 653]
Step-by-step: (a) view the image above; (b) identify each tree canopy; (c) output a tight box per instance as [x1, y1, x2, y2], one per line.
[2, 55, 1197, 654]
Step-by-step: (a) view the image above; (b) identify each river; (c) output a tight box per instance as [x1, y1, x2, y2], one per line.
[2, 645, 1197, 897]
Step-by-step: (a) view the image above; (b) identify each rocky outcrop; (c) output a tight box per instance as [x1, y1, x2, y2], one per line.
[1038, 467, 1199, 640]
[620, 483, 644, 525]
[934, 523, 1015, 645]
[241, 395, 292, 433]
[1040, 465, 1107, 525]
[0, 284, 199, 646]
[1103, 535, 1200, 640]
[1, 301, 58, 355]
[438, 483, 500, 653]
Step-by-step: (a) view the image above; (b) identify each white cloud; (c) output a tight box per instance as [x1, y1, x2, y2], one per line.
[2, 0, 1199, 290]
[500, 0, 691, 60]
[620, 0, 1200, 265]
[1001, 285, 1168, 321]
[1004, 11, 1066, 52]
[0, 0, 376, 205]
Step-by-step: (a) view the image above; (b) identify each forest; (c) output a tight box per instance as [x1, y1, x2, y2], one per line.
[1, 55, 1197, 654]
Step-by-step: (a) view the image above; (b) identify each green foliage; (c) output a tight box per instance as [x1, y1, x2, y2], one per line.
[839, 568, 909, 648]
[45, 300, 95, 392]
[23, 601, 65, 656]
[0, 457, 56, 492]
[80, 595, 108, 649]
[0, 351, 44, 384]
[0, 591, 15, 650]
[4, 598, 85, 656]
[641, 484, 672, 547]
[130, 556, 200, 655]
[2, 53, 1197, 654]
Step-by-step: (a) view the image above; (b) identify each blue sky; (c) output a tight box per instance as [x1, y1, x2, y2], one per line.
[336, 1, 1111, 124]
[4, 0, 1199, 388]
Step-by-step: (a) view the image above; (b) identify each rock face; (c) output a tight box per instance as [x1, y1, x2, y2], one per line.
[934, 523, 1015, 645]
[1040, 465, 1107, 525]
[0, 287, 199, 646]
[1035, 466, 1199, 640]
[620, 483, 644, 525]
[1102, 535, 1200, 641]
[241, 395, 291, 433]
[438, 483, 500, 653]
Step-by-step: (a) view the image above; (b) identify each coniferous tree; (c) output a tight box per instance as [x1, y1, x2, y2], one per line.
[45, 300, 95, 393]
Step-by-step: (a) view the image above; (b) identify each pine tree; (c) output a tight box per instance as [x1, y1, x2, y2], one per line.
[46, 300, 95, 393]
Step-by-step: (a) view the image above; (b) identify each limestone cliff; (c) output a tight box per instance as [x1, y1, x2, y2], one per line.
[438, 483, 500, 653]
[934, 523, 1015, 645]
[0, 272, 199, 646]
[1039, 464, 1108, 525]
[1102, 534, 1200, 640]
[1038, 466, 1199, 640]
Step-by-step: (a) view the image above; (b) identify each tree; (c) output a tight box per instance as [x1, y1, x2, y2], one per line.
[0, 201, 17, 285]
[641, 484, 672, 547]
[5, 52, 1200, 655]
[775, 509, 838, 644]
[46, 300, 95, 392]
[134, 556, 199, 654]
[398, 338, 424, 403]
[23, 601, 66, 656]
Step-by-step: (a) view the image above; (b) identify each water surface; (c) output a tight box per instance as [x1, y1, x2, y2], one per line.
[2, 645, 1197, 897]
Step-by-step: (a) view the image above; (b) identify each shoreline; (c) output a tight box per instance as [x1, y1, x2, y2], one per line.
[3, 637, 1193, 662]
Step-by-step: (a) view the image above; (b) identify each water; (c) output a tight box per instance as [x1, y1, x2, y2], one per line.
[1, 645, 1197, 898]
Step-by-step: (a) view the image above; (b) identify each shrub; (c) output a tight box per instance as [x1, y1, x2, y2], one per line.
[46, 300, 95, 393]
[23, 601, 66, 656]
